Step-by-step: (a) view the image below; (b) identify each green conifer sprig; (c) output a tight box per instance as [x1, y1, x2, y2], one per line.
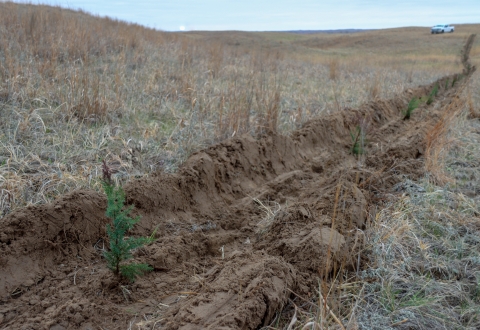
[102, 161, 153, 282]
[349, 115, 369, 156]
[452, 75, 458, 87]
[426, 84, 439, 105]
[403, 97, 421, 120]
[350, 126, 364, 155]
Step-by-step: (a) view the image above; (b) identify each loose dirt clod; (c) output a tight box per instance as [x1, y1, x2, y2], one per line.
[0, 71, 474, 329]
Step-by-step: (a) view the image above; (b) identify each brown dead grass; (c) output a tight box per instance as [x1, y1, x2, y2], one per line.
[425, 86, 466, 185]
[0, 2, 479, 220]
[353, 74, 480, 329]
[425, 35, 477, 185]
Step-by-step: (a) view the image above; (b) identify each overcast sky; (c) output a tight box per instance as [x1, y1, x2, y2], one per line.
[28, 1, 480, 31]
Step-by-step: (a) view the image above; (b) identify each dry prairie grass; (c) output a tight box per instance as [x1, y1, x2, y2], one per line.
[354, 78, 480, 329]
[267, 73, 480, 330]
[0, 1, 478, 219]
[347, 47, 480, 329]
[1, 3, 480, 329]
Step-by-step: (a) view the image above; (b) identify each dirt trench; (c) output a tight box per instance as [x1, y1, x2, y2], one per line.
[0, 73, 469, 329]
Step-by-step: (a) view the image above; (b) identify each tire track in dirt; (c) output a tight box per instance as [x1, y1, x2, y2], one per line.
[0, 73, 471, 329]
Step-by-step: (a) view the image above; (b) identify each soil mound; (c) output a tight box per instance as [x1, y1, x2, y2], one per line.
[0, 73, 469, 329]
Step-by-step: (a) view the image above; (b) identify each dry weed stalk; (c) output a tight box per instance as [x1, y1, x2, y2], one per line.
[253, 197, 281, 234]
[329, 59, 339, 81]
[369, 73, 381, 100]
[331, 82, 344, 113]
[324, 183, 342, 280]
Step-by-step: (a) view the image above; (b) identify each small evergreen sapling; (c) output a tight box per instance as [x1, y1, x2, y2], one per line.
[349, 115, 369, 155]
[350, 126, 364, 155]
[102, 160, 153, 282]
[403, 97, 421, 120]
[426, 84, 439, 105]
[452, 75, 460, 87]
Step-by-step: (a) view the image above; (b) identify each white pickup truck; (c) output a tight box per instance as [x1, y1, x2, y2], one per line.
[431, 24, 454, 34]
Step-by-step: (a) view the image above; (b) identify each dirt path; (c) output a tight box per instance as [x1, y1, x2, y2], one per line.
[0, 73, 469, 329]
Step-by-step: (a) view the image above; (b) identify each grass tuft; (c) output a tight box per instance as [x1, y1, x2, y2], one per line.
[253, 197, 281, 234]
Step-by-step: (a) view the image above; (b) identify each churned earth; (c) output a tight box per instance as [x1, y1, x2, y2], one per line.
[0, 73, 471, 329]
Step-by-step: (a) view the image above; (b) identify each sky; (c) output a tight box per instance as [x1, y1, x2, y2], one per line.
[25, 1, 480, 31]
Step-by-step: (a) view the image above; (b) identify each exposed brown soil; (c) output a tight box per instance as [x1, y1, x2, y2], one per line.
[0, 73, 469, 329]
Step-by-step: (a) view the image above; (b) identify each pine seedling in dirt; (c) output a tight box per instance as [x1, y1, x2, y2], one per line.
[426, 84, 439, 105]
[349, 115, 369, 155]
[452, 76, 458, 87]
[451, 74, 464, 88]
[350, 126, 364, 155]
[403, 97, 421, 120]
[102, 160, 153, 282]
[445, 78, 449, 90]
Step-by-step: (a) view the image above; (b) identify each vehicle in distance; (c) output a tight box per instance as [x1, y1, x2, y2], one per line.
[431, 24, 454, 34]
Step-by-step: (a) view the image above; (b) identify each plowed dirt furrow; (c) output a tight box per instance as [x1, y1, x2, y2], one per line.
[0, 73, 469, 329]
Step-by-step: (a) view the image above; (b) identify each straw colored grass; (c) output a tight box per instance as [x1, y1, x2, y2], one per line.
[354, 74, 480, 330]
[0, 5, 478, 224]
[270, 72, 480, 329]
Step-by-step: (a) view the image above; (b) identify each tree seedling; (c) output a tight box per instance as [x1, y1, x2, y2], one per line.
[349, 115, 369, 155]
[102, 160, 153, 282]
[403, 97, 421, 120]
[350, 126, 367, 155]
[426, 84, 438, 105]
[451, 75, 463, 87]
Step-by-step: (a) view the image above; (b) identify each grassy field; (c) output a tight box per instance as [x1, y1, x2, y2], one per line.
[0, 3, 478, 217]
[1, 2, 480, 329]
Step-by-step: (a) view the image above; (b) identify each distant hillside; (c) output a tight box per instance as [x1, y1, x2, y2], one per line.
[286, 29, 373, 34]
